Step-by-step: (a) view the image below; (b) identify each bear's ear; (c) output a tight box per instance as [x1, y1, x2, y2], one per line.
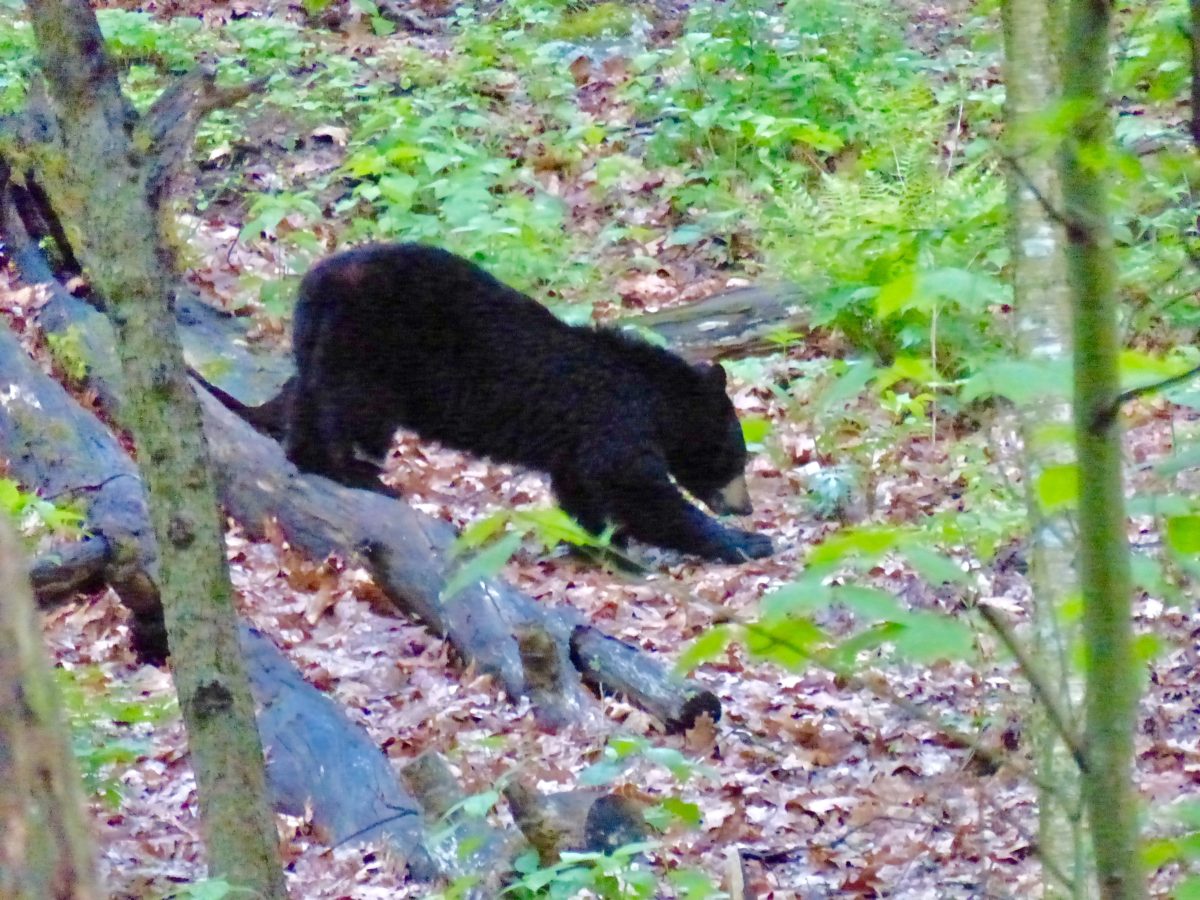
[702, 363, 727, 389]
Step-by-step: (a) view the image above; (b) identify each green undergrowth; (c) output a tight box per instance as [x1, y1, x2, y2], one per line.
[0, 0, 1194, 366]
[57, 666, 177, 808]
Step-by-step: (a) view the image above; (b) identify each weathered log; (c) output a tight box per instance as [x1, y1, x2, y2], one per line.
[627, 282, 809, 362]
[0, 325, 167, 659]
[197, 386, 532, 701]
[1, 168, 290, 413]
[570, 626, 722, 733]
[239, 627, 437, 879]
[400, 751, 525, 891]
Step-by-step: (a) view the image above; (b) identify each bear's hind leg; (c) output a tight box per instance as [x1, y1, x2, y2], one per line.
[553, 472, 615, 540]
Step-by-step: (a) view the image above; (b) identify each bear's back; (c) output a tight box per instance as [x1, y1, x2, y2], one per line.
[293, 243, 661, 465]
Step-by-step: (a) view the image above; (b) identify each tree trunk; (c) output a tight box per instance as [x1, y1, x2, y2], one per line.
[0, 521, 100, 900]
[1191, 0, 1200, 148]
[16, 1, 284, 894]
[1000, 0, 1085, 894]
[1059, 1, 1144, 897]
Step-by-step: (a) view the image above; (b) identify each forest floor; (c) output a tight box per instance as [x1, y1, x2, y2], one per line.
[6, 0, 1200, 897]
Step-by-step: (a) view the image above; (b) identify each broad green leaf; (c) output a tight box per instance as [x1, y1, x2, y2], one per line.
[918, 267, 1009, 311]
[1173, 389, 1200, 411]
[666, 868, 721, 896]
[829, 585, 905, 621]
[1126, 494, 1192, 517]
[1142, 836, 1182, 869]
[579, 759, 625, 786]
[377, 173, 418, 210]
[815, 359, 877, 416]
[902, 545, 969, 585]
[664, 223, 708, 247]
[1152, 443, 1200, 478]
[745, 616, 826, 668]
[827, 622, 900, 670]
[658, 796, 702, 828]
[643, 746, 695, 781]
[1175, 875, 1200, 900]
[1035, 463, 1078, 513]
[452, 512, 511, 555]
[676, 625, 732, 671]
[876, 355, 939, 391]
[1178, 801, 1200, 830]
[1129, 551, 1168, 594]
[516, 507, 607, 548]
[1133, 632, 1163, 664]
[741, 416, 772, 445]
[441, 531, 523, 600]
[961, 359, 1072, 405]
[1118, 348, 1193, 390]
[875, 270, 917, 319]
[808, 525, 906, 566]
[758, 581, 833, 618]
[890, 611, 976, 662]
[1166, 515, 1200, 555]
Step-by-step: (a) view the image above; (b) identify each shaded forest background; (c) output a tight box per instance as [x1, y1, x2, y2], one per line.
[1, 0, 1199, 896]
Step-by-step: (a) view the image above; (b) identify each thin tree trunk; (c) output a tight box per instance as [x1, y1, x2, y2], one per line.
[0, 521, 100, 900]
[1000, 0, 1085, 893]
[1191, 0, 1200, 148]
[16, 1, 285, 894]
[1059, 1, 1143, 897]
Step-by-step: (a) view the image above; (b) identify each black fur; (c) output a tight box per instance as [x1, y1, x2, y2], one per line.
[190, 370, 293, 444]
[284, 243, 772, 563]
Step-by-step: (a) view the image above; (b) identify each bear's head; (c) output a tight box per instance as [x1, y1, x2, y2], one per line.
[668, 363, 754, 517]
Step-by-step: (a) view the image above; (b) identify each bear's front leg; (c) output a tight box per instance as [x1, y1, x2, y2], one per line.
[588, 457, 773, 563]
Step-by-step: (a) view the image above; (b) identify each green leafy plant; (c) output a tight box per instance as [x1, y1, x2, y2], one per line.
[683, 524, 978, 674]
[55, 666, 176, 808]
[443, 507, 622, 600]
[503, 842, 663, 899]
[45, 326, 89, 383]
[0, 477, 85, 537]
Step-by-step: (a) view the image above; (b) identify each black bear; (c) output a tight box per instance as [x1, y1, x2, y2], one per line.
[284, 243, 773, 563]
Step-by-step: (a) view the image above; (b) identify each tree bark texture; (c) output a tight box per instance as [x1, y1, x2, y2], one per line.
[17, 1, 285, 894]
[1191, 0, 1200, 148]
[1059, 1, 1144, 897]
[0, 521, 100, 900]
[1000, 0, 1085, 893]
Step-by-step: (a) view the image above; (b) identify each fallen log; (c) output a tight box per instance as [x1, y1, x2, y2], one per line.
[201, 387, 720, 731]
[239, 627, 437, 879]
[0, 325, 166, 660]
[198, 386, 534, 703]
[625, 282, 809, 362]
[570, 626, 722, 734]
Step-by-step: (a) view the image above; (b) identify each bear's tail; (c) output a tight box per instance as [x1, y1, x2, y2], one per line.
[189, 369, 293, 444]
